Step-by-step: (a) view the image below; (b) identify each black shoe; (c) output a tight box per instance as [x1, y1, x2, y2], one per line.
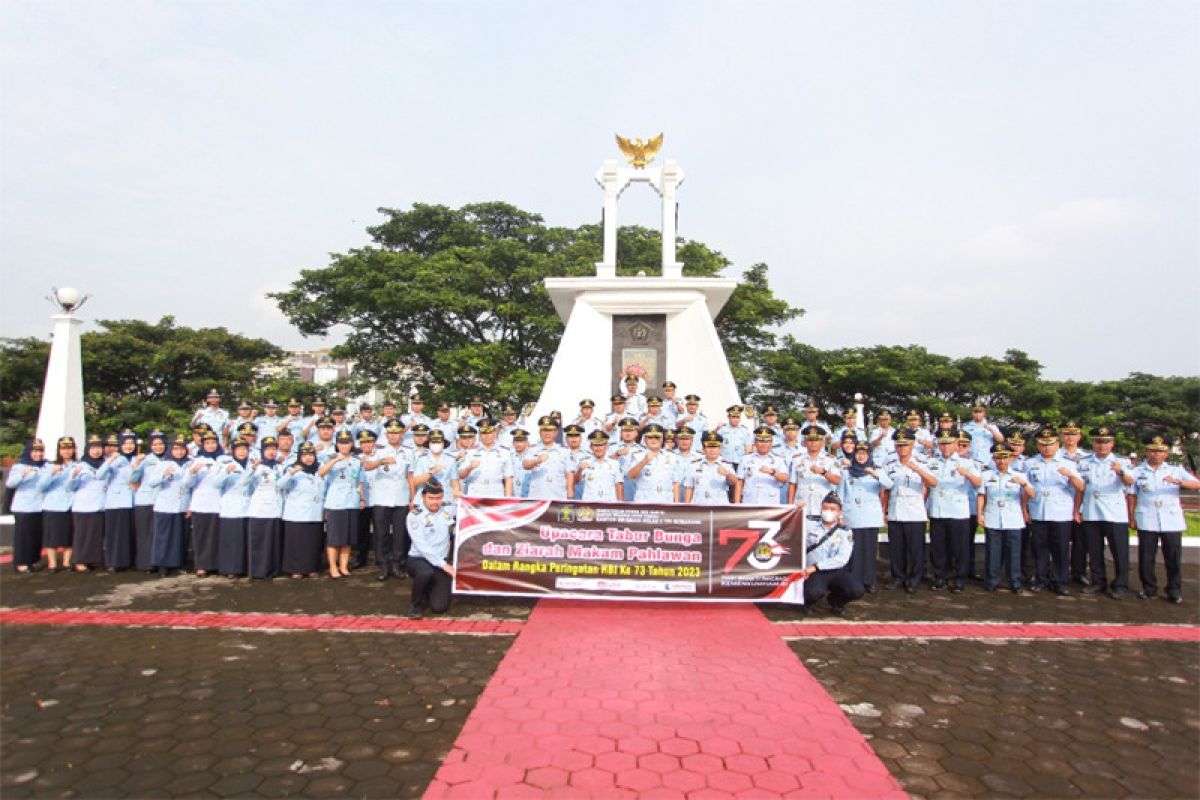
[158, 567, 169, 577]
[1074, 576, 1090, 587]
[1029, 583, 1043, 593]
[1137, 590, 1155, 600]
[864, 584, 877, 594]
[829, 604, 846, 616]
[985, 584, 998, 593]
[884, 579, 901, 591]
[406, 604, 423, 619]
[377, 568, 390, 581]
[1168, 595, 1183, 605]
[1081, 584, 1102, 595]
[1107, 589, 1124, 600]
[904, 583, 917, 594]
[1054, 586, 1069, 596]
[951, 583, 965, 593]
[1010, 585, 1023, 594]
[931, 580, 945, 591]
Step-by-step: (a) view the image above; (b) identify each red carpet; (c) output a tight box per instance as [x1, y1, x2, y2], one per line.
[425, 600, 906, 798]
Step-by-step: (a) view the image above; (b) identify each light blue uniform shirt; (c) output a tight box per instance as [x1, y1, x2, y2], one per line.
[323, 456, 363, 510]
[613, 440, 645, 501]
[97, 455, 135, 510]
[676, 411, 708, 437]
[962, 420, 1001, 463]
[280, 469, 327, 522]
[686, 459, 735, 504]
[628, 450, 678, 504]
[578, 454, 623, 502]
[414, 451, 458, 504]
[68, 463, 108, 513]
[525, 443, 571, 500]
[407, 503, 455, 568]
[187, 454, 228, 514]
[509, 448, 531, 498]
[840, 470, 893, 529]
[716, 424, 753, 465]
[366, 445, 413, 507]
[352, 418, 383, 442]
[1078, 453, 1133, 523]
[217, 462, 254, 518]
[401, 412, 433, 445]
[148, 460, 192, 514]
[868, 427, 896, 465]
[790, 452, 841, 511]
[193, 407, 230, 441]
[38, 463, 76, 512]
[673, 450, 703, 502]
[882, 461, 929, 522]
[1131, 462, 1194, 532]
[247, 462, 285, 518]
[253, 414, 285, 444]
[927, 454, 979, 519]
[805, 519, 854, 571]
[978, 469, 1028, 530]
[7, 463, 45, 513]
[739, 452, 789, 505]
[1025, 454, 1081, 522]
[460, 445, 515, 498]
[131, 454, 164, 506]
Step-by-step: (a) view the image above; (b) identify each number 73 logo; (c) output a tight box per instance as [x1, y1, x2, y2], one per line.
[719, 521, 790, 572]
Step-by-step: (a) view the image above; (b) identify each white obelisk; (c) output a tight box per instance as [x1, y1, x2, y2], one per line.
[35, 288, 88, 447]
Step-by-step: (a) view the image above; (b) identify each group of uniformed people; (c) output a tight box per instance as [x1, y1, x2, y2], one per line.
[6, 386, 1197, 615]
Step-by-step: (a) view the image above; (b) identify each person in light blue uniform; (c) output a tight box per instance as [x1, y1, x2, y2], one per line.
[881, 429, 938, 593]
[927, 431, 982, 593]
[430, 402, 459, 443]
[626, 424, 678, 504]
[497, 406, 520, 448]
[97, 431, 138, 571]
[192, 388, 230, 446]
[798, 492, 864, 614]
[1024, 426, 1085, 595]
[672, 428, 703, 502]
[6, 439, 46, 572]
[131, 431, 167, 572]
[523, 417, 573, 500]
[253, 399, 285, 444]
[736, 427, 789, 505]
[309, 417, 338, 462]
[1074, 426, 1135, 598]
[611, 418, 645, 501]
[401, 396, 433, 446]
[186, 430, 226, 576]
[684, 432, 737, 504]
[759, 407, 785, 447]
[508, 429, 532, 497]
[955, 432, 988, 581]
[457, 419, 514, 499]
[622, 375, 648, 419]
[868, 411, 897, 466]
[364, 421, 415, 580]
[279, 442, 327, 578]
[147, 434, 192, 575]
[226, 401, 257, 448]
[280, 398, 307, 442]
[641, 397, 670, 429]
[716, 406, 753, 480]
[841, 441, 893, 593]
[576, 431, 624, 502]
[559, 424, 589, 499]
[414, 430, 460, 509]
[329, 408, 353, 440]
[300, 398, 328, 443]
[1130, 434, 1200, 604]
[831, 410, 867, 450]
[351, 402, 383, 442]
[405, 480, 456, 618]
[977, 442, 1035, 593]
[217, 438, 255, 577]
[659, 382, 685, 428]
[39, 437, 79, 571]
[962, 404, 1004, 463]
[68, 434, 109, 571]
[788, 427, 842, 510]
[246, 437, 285, 579]
[320, 430, 364, 579]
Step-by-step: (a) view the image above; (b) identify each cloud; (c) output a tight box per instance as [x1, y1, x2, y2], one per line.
[962, 197, 1155, 268]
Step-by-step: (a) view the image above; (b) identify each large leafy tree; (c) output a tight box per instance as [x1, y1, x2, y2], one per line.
[270, 202, 802, 404]
[0, 317, 291, 445]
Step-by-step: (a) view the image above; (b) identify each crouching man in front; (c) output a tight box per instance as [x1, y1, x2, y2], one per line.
[798, 492, 864, 615]
[405, 479, 456, 619]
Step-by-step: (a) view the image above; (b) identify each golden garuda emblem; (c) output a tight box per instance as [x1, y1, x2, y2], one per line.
[615, 132, 664, 169]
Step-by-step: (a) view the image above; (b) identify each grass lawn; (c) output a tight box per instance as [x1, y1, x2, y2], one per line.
[1187, 512, 1200, 537]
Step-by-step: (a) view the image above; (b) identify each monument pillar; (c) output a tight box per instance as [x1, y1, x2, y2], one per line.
[36, 288, 89, 447]
[533, 137, 740, 423]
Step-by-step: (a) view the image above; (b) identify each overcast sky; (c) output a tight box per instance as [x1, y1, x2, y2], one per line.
[2, 1, 1197, 382]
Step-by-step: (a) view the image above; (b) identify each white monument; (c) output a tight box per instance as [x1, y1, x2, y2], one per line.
[532, 136, 742, 422]
[35, 288, 88, 447]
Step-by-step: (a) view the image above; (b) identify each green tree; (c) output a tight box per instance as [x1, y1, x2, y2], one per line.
[0, 317, 289, 444]
[271, 202, 801, 405]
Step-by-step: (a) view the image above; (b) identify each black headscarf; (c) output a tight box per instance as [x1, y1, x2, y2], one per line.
[165, 444, 190, 466]
[848, 447, 876, 478]
[258, 447, 279, 469]
[17, 440, 45, 467]
[82, 440, 106, 470]
[297, 451, 319, 475]
[199, 437, 224, 459]
[229, 442, 250, 469]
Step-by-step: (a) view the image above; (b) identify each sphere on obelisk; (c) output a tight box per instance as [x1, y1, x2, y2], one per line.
[35, 287, 89, 447]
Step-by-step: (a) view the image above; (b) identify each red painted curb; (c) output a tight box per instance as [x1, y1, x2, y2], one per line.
[426, 601, 907, 799]
[0, 608, 523, 636]
[774, 621, 1200, 641]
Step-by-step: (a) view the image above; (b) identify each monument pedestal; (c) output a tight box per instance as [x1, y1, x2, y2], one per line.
[532, 276, 741, 422]
[36, 311, 87, 447]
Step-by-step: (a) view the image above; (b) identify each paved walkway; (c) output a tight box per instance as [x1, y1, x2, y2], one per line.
[425, 600, 907, 799]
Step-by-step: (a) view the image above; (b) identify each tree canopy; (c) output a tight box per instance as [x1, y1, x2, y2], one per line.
[270, 202, 803, 405]
[0, 317, 309, 446]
